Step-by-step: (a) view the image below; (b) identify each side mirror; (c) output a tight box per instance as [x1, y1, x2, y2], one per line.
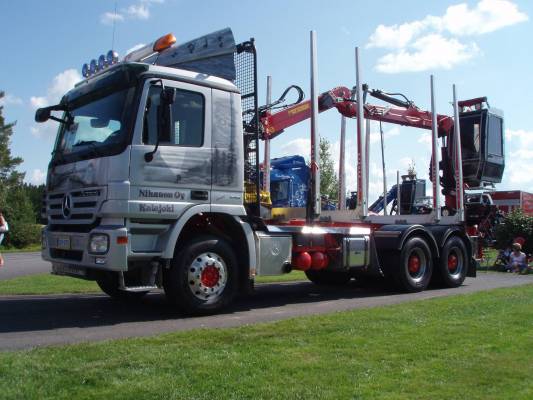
[35, 107, 51, 123]
[144, 85, 175, 163]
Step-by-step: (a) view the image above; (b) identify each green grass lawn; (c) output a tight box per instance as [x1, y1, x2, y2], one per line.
[0, 270, 308, 295]
[0, 284, 532, 399]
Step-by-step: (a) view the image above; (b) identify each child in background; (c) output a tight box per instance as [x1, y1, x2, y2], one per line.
[509, 242, 527, 274]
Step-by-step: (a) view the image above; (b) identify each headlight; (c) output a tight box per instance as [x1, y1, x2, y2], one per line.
[89, 234, 109, 254]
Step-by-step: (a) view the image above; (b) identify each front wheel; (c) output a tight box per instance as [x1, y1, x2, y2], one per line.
[163, 236, 238, 315]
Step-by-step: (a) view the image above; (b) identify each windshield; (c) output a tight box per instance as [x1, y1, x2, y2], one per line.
[54, 87, 134, 159]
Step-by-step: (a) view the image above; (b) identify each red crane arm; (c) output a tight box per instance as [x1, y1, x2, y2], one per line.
[259, 86, 454, 139]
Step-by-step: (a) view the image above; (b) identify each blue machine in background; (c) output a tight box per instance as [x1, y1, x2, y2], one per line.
[269, 156, 309, 208]
[267, 155, 337, 210]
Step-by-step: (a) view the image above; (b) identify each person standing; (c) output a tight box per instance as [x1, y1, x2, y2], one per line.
[0, 210, 8, 266]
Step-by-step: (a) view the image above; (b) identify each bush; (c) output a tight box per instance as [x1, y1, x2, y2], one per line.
[495, 210, 533, 254]
[2, 223, 42, 248]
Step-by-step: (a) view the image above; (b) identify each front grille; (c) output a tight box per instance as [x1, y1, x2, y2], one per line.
[50, 249, 83, 261]
[44, 187, 105, 225]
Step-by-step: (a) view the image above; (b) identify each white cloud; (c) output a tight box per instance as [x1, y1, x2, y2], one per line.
[0, 93, 23, 106]
[367, 0, 527, 73]
[101, 1, 164, 24]
[367, 19, 431, 49]
[369, 124, 400, 143]
[277, 138, 311, 159]
[417, 132, 433, 150]
[30, 69, 81, 138]
[126, 4, 150, 19]
[500, 129, 533, 192]
[27, 169, 46, 185]
[440, 0, 528, 36]
[376, 34, 480, 73]
[100, 11, 124, 25]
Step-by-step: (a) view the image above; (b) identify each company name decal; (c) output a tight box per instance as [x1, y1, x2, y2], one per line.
[139, 189, 185, 200]
[139, 203, 175, 214]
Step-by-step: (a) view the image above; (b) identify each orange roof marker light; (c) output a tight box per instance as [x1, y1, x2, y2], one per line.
[123, 33, 177, 63]
[154, 33, 177, 52]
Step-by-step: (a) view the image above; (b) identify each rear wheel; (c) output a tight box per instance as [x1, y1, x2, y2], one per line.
[163, 236, 238, 315]
[305, 269, 351, 286]
[96, 271, 149, 301]
[386, 237, 433, 292]
[435, 236, 467, 287]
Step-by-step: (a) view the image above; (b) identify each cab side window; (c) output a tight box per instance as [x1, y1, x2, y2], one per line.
[143, 86, 204, 147]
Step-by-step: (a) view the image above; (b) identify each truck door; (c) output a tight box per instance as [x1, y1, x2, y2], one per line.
[129, 79, 212, 218]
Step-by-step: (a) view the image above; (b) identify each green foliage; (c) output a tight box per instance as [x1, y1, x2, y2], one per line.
[495, 209, 533, 254]
[0, 93, 42, 248]
[319, 137, 338, 201]
[1, 186, 42, 248]
[22, 182, 46, 221]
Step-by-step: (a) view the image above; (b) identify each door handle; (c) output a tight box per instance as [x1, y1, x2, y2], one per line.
[191, 191, 209, 201]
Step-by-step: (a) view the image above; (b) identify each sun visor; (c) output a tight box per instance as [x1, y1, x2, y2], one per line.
[152, 27, 237, 81]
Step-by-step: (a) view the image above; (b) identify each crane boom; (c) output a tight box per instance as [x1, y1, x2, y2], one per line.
[259, 86, 454, 140]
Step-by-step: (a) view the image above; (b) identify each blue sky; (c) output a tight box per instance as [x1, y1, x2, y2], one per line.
[1, 0, 532, 200]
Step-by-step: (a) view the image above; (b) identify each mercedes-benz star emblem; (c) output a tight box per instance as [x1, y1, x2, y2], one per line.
[62, 194, 73, 219]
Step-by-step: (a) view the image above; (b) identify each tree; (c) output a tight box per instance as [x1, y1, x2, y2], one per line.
[319, 137, 338, 200]
[0, 91, 41, 248]
[0, 91, 24, 196]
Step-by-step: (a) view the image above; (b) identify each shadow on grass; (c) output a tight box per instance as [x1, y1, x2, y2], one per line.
[0, 279, 401, 335]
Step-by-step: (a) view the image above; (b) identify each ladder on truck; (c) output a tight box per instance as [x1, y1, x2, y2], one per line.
[234, 40, 261, 216]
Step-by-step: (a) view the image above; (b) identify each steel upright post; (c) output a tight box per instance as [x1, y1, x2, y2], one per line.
[430, 75, 441, 221]
[355, 47, 367, 217]
[339, 115, 347, 210]
[309, 31, 321, 221]
[453, 84, 465, 222]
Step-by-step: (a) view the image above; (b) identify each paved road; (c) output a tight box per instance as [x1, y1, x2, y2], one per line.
[1, 273, 532, 350]
[0, 252, 50, 280]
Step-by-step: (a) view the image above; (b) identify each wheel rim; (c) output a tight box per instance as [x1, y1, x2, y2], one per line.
[188, 252, 227, 301]
[447, 247, 463, 279]
[406, 248, 427, 284]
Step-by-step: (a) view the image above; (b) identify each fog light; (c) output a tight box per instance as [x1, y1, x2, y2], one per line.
[89, 234, 109, 254]
[95, 257, 106, 265]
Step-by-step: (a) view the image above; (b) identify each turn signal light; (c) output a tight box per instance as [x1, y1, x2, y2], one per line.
[116, 236, 128, 245]
[153, 33, 176, 52]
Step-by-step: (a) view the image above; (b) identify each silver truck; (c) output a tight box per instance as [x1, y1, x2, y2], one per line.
[36, 29, 504, 314]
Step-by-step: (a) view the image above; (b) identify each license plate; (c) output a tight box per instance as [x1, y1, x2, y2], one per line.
[52, 263, 86, 277]
[56, 236, 70, 250]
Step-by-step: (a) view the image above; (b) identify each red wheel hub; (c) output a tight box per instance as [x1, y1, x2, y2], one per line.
[200, 264, 220, 287]
[408, 254, 421, 274]
[448, 254, 458, 272]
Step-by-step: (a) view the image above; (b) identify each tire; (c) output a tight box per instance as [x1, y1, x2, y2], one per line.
[435, 236, 467, 288]
[96, 271, 149, 301]
[163, 236, 238, 315]
[387, 237, 433, 292]
[305, 269, 351, 286]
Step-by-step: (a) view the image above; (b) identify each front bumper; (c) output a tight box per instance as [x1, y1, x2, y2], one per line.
[42, 226, 129, 272]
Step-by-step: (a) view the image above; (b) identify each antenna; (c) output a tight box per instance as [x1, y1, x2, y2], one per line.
[111, 1, 118, 50]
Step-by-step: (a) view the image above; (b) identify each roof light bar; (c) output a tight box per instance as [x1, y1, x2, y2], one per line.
[81, 50, 120, 78]
[80, 32, 176, 78]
